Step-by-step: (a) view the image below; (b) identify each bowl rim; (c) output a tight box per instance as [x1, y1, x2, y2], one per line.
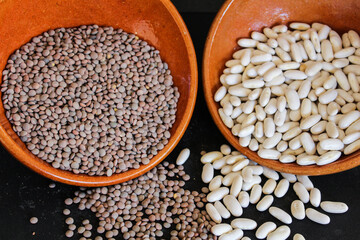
[202, 0, 360, 176]
[0, 0, 198, 186]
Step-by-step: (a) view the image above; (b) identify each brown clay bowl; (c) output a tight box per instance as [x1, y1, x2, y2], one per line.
[0, 0, 197, 186]
[203, 0, 360, 175]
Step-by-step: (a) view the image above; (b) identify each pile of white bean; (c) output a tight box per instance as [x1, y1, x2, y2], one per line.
[214, 22, 360, 165]
[199, 145, 348, 240]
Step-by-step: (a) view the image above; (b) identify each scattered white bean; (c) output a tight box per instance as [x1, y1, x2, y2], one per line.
[269, 207, 292, 224]
[306, 208, 330, 225]
[309, 188, 321, 207]
[255, 222, 277, 239]
[291, 200, 306, 220]
[320, 201, 349, 214]
[231, 218, 257, 230]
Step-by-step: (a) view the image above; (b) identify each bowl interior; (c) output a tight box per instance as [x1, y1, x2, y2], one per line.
[0, 0, 197, 186]
[203, 0, 360, 175]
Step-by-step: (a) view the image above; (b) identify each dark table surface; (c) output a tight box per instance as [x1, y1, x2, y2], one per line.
[1, 1, 360, 240]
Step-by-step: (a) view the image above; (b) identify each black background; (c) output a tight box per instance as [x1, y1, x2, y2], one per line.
[1, 0, 359, 239]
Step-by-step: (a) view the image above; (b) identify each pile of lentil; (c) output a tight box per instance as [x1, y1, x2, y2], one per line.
[63, 161, 217, 240]
[1, 25, 179, 175]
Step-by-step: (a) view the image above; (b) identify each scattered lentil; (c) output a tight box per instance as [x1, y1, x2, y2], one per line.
[64, 161, 216, 239]
[30, 217, 38, 224]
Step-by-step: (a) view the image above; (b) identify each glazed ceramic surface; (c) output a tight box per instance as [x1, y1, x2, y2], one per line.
[0, 0, 197, 186]
[203, 0, 360, 175]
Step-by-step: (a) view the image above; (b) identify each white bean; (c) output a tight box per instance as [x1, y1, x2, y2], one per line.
[238, 191, 250, 208]
[297, 175, 314, 190]
[317, 150, 342, 165]
[202, 163, 214, 183]
[334, 47, 355, 58]
[223, 195, 243, 217]
[264, 118, 276, 138]
[206, 203, 222, 223]
[258, 149, 281, 160]
[264, 68, 283, 82]
[252, 31, 268, 42]
[304, 39, 317, 60]
[257, 42, 275, 55]
[274, 179, 290, 198]
[318, 25, 331, 40]
[214, 86, 227, 102]
[290, 43, 302, 62]
[280, 154, 296, 163]
[249, 184, 262, 204]
[310, 188, 321, 207]
[255, 222, 277, 239]
[343, 132, 360, 144]
[285, 87, 300, 110]
[290, 22, 310, 30]
[219, 229, 244, 240]
[238, 38, 257, 48]
[306, 208, 330, 225]
[256, 195, 274, 211]
[176, 148, 190, 165]
[223, 172, 241, 186]
[240, 49, 252, 66]
[269, 207, 292, 224]
[220, 144, 232, 155]
[263, 167, 280, 180]
[251, 53, 272, 65]
[300, 114, 321, 130]
[207, 187, 230, 202]
[209, 175, 223, 191]
[320, 201, 348, 214]
[232, 159, 250, 172]
[283, 126, 302, 141]
[326, 121, 339, 139]
[293, 182, 310, 203]
[293, 233, 306, 240]
[291, 200, 306, 220]
[319, 138, 344, 151]
[343, 64, 360, 75]
[211, 223, 233, 236]
[228, 85, 252, 97]
[261, 179, 276, 195]
[201, 151, 223, 163]
[348, 30, 360, 47]
[284, 70, 307, 80]
[264, 28, 278, 38]
[297, 154, 318, 165]
[231, 218, 257, 230]
[259, 87, 271, 106]
[344, 139, 360, 155]
[263, 133, 282, 149]
[300, 132, 316, 155]
[214, 201, 231, 219]
[339, 110, 360, 129]
[230, 175, 243, 197]
[265, 98, 278, 115]
[310, 30, 321, 53]
[343, 33, 351, 47]
[318, 89, 338, 104]
[267, 225, 291, 240]
[321, 40, 334, 62]
[281, 172, 297, 183]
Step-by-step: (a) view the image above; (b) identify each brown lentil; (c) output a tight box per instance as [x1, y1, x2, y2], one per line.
[1, 25, 179, 176]
[29, 217, 38, 224]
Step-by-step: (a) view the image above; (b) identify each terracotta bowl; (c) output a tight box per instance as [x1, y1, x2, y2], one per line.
[0, 0, 197, 186]
[203, 0, 360, 175]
